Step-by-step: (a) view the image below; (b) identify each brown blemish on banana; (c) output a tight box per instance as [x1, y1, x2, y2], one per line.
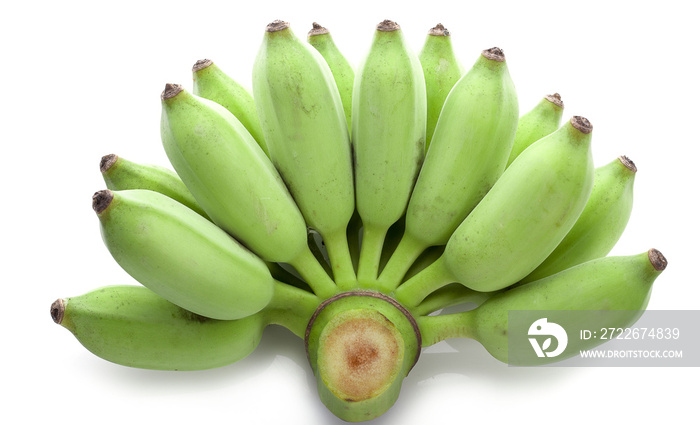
[92, 190, 114, 214]
[192, 59, 213, 73]
[51, 299, 65, 324]
[308, 22, 329, 37]
[482, 47, 505, 62]
[377, 19, 400, 32]
[648, 249, 668, 271]
[428, 23, 450, 36]
[545, 93, 564, 109]
[619, 155, 637, 173]
[161, 83, 183, 100]
[100, 154, 118, 173]
[266, 20, 290, 32]
[570, 116, 593, 134]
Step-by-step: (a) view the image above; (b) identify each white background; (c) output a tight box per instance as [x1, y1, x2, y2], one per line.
[4, 0, 698, 423]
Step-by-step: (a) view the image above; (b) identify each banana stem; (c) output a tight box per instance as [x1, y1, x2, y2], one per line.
[376, 233, 427, 292]
[393, 256, 454, 307]
[290, 247, 338, 299]
[264, 280, 322, 338]
[356, 223, 389, 288]
[413, 284, 495, 316]
[417, 310, 475, 346]
[323, 228, 358, 289]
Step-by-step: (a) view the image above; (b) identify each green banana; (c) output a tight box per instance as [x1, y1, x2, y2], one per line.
[307, 22, 355, 133]
[395, 116, 595, 306]
[99, 153, 209, 219]
[253, 20, 356, 286]
[506, 93, 564, 167]
[93, 189, 274, 320]
[51, 285, 266, 370]
[192, 59, 269, 156]
[520, 155, 637, 283]
[352, 20, 427, 286]
[160, 83, 336, 298]
[418, 23, 465, 151]
[418, 249, 668, 365]
[378, 47, 518, 291]
[51, 281, 322, 370]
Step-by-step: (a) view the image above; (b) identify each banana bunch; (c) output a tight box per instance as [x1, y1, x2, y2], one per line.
[51, 19, 668, 422]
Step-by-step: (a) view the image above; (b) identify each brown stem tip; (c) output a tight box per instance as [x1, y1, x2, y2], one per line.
[570, 116, 593, 134]
[92, 189, 114, 214]
[51, 299, 65, 324]
[619, 155, 637, 173]
[648, 249, 668, 271]
[161, 83, 183, 101]
[308, 22, 329, 36]
[428, 23, 450, 36]
[546, 93, 564, 109]
[192, 59, 213, 73]
[482, 47, 505, 62]
[266, 20, 289, 32]
[377, 19, 400, 31]
[100, 154, 118, 173]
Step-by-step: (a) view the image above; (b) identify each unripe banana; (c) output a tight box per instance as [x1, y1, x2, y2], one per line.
[418, 23, 465, 151]
[352, 20, 427, 286]
[192, 59, 269, 156]
[51, 285, 266, 370]
[506, 93, 564, 167]
[396, 117, 595, 305]
[93, 189, 275, 320]
[160, 83, 336, 298]
[51, 280, 322, 370]
[418, 249, 668, 365]
[253, 20, 356, 286]
[519, 155, 636, 283]
[378, 47, 518, 291]
[307, 22, 355, 133]
[99, 153, 209, 219]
